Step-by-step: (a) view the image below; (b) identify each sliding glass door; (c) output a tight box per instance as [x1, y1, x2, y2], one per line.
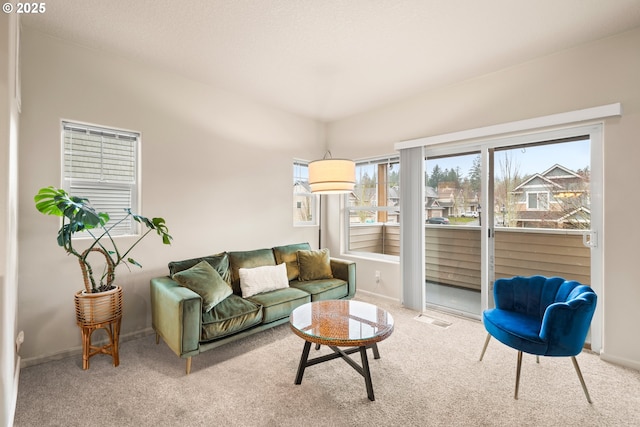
[423, 125, 602, 350]
[424, 152, 482, 317]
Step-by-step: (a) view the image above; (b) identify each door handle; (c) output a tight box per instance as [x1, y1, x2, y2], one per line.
[583, 231, 597, 248]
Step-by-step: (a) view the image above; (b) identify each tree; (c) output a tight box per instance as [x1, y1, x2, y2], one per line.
[354, 171, 376, 223]
[427, 164, 443, 189]
[496, 151, 521, 227]
[444, 167, 461, 187]
[469, 155, 481, 193]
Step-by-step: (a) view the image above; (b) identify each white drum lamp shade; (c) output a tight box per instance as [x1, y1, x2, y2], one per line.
[308, 158, 355, 194]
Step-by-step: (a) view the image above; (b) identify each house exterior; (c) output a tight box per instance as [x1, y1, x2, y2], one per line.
[425, 186, 444, 219]
[293, 180, 313, 223]
[510, 164, 590, 229]
[426, 184, 479, 220]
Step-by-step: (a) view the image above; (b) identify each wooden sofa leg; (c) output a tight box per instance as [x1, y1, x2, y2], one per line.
[155, 333, 160, 345]
[186, 357, 192, 375]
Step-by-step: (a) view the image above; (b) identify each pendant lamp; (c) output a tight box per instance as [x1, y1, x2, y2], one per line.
[308, 151, 355, 194]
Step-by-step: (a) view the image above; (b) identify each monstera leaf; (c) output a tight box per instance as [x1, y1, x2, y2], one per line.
[35, 187, 109, 248]
[34, 186, 172, 292]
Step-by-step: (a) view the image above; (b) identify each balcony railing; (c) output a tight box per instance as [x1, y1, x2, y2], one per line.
[348, 223, 400, 256]
[349, 223, 591, 290]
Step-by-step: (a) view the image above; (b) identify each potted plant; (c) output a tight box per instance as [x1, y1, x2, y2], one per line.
[34, 186, 172, 369]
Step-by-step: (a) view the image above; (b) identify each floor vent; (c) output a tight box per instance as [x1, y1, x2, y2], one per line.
[414, 314, 452, 328]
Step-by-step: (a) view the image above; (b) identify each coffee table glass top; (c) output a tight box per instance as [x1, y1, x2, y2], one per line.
[290, 300, 394, 347]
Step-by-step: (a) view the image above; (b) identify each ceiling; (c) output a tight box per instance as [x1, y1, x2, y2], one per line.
[22, 0, 640, 122]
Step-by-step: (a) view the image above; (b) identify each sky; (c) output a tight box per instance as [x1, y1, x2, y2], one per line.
[425, 139, 590, 179]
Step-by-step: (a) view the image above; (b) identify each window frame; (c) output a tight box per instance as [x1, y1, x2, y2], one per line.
[61, 120, 141, 237]
[344, 155, 400, 260]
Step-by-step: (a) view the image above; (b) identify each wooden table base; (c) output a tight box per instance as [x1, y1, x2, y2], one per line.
[78, 317, 121, 370]
[294, 341, 381, 401]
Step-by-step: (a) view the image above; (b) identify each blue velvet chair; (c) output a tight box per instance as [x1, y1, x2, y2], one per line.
[479, 275, 597, 402]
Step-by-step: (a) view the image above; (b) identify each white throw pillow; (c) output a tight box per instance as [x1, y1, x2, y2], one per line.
[238, 263, 289, 298]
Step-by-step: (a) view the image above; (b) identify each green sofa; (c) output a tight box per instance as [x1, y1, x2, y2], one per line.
[150, 242, 356, 373]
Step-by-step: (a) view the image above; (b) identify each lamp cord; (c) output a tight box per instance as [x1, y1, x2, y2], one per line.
[318, 194, 322, 249]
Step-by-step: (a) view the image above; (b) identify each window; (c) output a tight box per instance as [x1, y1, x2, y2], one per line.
[346, 156, 400, 256]
[293, 160, 316, 226]
[527, 191, 549, 210]
[62, 121, 139, 236]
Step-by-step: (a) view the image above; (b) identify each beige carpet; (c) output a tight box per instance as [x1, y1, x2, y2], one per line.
[14, 293, 640, 426]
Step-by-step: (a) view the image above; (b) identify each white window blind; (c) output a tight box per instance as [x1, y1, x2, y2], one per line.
[62, 121, 139, 236]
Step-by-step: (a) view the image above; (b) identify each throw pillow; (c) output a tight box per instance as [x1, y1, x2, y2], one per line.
[273, 243, 311, 281]
[168, 252, 231, 284]
[238, 263, 289, 298]
[297, 248, 333, 281]
[172, 260, 233, 312]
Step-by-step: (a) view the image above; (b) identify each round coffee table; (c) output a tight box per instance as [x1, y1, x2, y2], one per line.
[289, 299, 394, 401]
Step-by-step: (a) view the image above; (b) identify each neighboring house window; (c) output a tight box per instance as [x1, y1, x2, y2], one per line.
[527, 191, 549, 210]
[346, 156, 400, 256]
[62, 121, 139, 236]
[293, 160, 316, 226]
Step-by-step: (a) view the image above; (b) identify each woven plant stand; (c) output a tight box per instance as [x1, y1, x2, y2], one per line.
[74, 248, 123, 370]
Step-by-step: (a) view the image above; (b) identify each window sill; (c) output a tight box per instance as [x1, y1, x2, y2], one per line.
[342, 252, 399, 264]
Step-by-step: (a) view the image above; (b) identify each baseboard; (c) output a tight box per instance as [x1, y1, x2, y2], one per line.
[600, 351, 640, 372]
[20, 327, 155, 368]
[355, 289, 400, 305]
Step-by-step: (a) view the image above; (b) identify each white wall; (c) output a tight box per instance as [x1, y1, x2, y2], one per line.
[326, 27, 640, 369]
[17, 29, 324, 364]
[1, 12, 21, 427]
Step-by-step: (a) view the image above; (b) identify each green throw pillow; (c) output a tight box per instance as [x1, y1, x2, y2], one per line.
[297, 248, 333, 281]
[273, 243, 311, 280]
[172, 260, 232, 312]
[168, 252, 230, 284]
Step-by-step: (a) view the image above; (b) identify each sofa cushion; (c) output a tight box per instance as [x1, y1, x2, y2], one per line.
[168, 252, 231, 284]
[239, 263, 289, 298]
[273, 242, 311, 281]
[290, 278, 348, 301]
[172, 260, 233, 312]
[228, 248, 277, 295]
[201, 295, 263, 342]
[297, 248, 333, 281]
[247, 287, 311, 323]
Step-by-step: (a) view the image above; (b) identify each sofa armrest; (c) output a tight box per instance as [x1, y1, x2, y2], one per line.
[330, 258, 356, 298]
[150, 276, 202, 358]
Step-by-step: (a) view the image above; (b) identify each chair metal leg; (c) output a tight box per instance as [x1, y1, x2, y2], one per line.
[571, 356, 592, 404]
[479, 333, 491, 361]
[514, 351, 523, 399]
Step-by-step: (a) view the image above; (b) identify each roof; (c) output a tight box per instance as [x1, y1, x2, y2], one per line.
[514, 164, 587, 192]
